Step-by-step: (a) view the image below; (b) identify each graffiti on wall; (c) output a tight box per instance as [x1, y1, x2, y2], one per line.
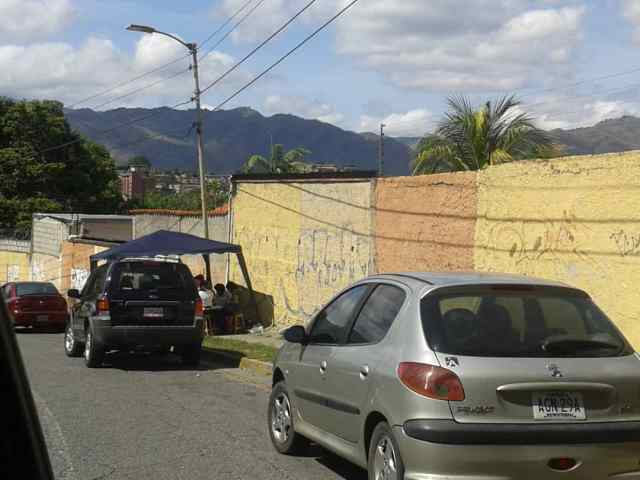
[71, 268, 90, 291]
[609, 229, 640, 257]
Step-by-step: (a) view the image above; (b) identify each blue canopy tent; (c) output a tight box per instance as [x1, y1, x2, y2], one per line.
[89, 230, 260, 325]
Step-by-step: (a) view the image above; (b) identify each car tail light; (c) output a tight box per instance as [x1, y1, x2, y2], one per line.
[195, 298, 204, 317]
[96, 296, 110, 314]
[397, 362, 465, 401]
[548, 458, 577, 471]
[8, 299, 18, 314]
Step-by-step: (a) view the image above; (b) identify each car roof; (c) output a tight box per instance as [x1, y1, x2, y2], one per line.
[368, 271, 572, 288]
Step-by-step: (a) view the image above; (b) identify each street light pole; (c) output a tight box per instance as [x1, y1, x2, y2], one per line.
[126, 24, 210, 243]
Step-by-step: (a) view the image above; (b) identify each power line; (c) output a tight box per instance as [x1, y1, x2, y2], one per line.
[67, 0, 257, 110]
[201, 0, 319, 95]
[91, 68, 191, 111]
[200, 0, 256, 48]
[67, 54, 191, 109]
[205, 0, 361, 110]
[199, 0, 267, 64]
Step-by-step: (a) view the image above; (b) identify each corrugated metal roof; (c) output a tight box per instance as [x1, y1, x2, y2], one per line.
[129, 204, 229, 217]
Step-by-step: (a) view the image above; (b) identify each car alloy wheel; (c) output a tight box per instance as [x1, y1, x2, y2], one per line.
[84, 330, 92, 361]
[65, 325, 74, 353]
[373, 435, 399, 480]
[271, 392, 292, 444]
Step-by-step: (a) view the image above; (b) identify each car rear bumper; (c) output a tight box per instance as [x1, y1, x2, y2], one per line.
[403, 419, 640, 445]
[395, 424, 640, 480]
[93, 319, 204, 348]
[13, 312, 68, 327]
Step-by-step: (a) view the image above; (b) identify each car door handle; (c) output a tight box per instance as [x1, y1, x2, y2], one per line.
[360, 365, 370, 380]
[320, 360, 327, 374]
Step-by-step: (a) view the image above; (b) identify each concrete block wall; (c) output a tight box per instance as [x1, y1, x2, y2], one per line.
[474, 152, 640, 347]
[230, 180, 375, 327]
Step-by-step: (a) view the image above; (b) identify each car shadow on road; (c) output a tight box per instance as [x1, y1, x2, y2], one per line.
[303, 444, 367, 480]
[102, 351, 221, 372]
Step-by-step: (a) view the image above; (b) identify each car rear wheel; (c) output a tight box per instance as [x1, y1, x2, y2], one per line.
[84, 328, 105, 368]
[268, 381, 308, 454]
[368, 422, 404, 480]
[64, 323, 83, 357]
[181, 343, 201, 366]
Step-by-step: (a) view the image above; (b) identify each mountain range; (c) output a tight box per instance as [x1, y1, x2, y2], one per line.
[65, 107, 412, 176]
[65, 107, 640, 176]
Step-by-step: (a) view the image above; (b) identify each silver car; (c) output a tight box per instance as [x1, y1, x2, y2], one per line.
[268, 273, 640, 480]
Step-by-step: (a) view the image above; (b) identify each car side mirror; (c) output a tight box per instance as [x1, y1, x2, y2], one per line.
[283, 325, 307, 344]
[67, 289, 81, 299]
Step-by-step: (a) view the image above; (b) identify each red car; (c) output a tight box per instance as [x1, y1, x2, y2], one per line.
[2, 282, 69, 331]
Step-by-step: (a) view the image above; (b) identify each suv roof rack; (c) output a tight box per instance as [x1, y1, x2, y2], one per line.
[117, 256, 182, 263]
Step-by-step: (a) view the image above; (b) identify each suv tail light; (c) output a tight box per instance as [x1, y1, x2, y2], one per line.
[195, 298, 204, 317]
[96, 295, 110, 314]
[397, 362, 465, 401]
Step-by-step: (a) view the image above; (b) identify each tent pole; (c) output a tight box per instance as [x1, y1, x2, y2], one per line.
[203, 254, 212, 284]
[236, 251, 261, 327]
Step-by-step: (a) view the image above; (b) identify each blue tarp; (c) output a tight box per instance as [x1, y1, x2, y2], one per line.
[90, 230, 241, 262]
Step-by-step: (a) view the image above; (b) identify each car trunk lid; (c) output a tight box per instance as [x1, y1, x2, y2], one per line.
[433, 353, 640, 423]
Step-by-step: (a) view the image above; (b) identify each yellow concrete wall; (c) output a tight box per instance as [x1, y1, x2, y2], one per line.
[0, 251, 30, 283]
[231, 181, 374, 327]
[475, 152, 640, 347]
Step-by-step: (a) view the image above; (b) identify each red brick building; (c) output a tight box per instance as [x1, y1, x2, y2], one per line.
[119, 168, 145, 201]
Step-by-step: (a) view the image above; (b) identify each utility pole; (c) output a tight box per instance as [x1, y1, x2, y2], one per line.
[127, 24, 211, 280]
[378, 123, 386, 177]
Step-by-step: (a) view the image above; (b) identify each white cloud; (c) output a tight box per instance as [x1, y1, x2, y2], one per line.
[359, 109, 433, 137]
[0, 0, 74, 42]
[263, 94, 344, 124]
[0, 34, 245, 109]
[623, 0, 640, 43]
[225, 0, 586, 92]
[520, 95, 640, 130]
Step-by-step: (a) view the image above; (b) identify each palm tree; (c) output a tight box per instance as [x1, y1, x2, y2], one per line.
[241, 144, 311, 174]
[412, 95, 551, 175]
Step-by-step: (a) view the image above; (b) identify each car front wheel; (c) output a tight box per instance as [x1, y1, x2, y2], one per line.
[268, 381, 308, 454]
[368, 421, 405, 480]
[64, 323, 83, 357]
[84, 328, 105, 368]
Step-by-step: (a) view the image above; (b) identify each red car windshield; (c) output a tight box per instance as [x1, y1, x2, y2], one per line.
[15, 283, 59, 297]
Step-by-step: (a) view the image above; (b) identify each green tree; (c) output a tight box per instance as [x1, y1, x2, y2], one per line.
[0, 98, 123, 234]
[140, 180, 228, 210]
[412, 95, 551, 175]
[241, 145, 311, 173]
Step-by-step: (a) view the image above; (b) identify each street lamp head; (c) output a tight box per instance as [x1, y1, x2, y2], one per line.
[126, 24, 156, 34]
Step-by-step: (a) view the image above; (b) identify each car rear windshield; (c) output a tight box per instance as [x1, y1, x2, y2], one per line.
[421, 285, 632, 358]
[110, 262, 196, 299]
[16, 282, 59, 296]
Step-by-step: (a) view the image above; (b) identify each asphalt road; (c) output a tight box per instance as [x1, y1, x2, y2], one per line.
[17, 331, 366, 480]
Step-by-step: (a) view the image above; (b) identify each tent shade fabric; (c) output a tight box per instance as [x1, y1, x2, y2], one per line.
[90, 230, 241, 262]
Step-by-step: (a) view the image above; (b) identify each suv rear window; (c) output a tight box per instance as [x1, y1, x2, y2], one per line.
[16, 283, 59, 296]
[421, 285, 631, 358]
[110, 262, 196, 299]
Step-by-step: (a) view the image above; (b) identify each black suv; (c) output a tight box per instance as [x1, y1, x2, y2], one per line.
[63, 258, 204, 368]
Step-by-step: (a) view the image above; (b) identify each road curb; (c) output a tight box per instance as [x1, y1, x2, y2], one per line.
[201, 348, 272, 376]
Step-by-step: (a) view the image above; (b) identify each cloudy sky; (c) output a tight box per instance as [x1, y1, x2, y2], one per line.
[2, 0, 640, 136]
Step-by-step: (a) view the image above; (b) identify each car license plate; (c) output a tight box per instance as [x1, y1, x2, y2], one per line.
[533, 392, 586, 420]
[143, 307, 163, 318]
[36, 315, 48, 323]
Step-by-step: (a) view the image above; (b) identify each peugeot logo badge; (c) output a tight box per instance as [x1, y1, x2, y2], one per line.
[547, 364, 563, 378]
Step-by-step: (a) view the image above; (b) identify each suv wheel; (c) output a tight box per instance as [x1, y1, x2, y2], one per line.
[64, 323, 82, 357]
[84, 328, 105, 368]
[181, 342, 201, 367]
[368, 422, 404, 480]
[268, 381, 308, 454]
